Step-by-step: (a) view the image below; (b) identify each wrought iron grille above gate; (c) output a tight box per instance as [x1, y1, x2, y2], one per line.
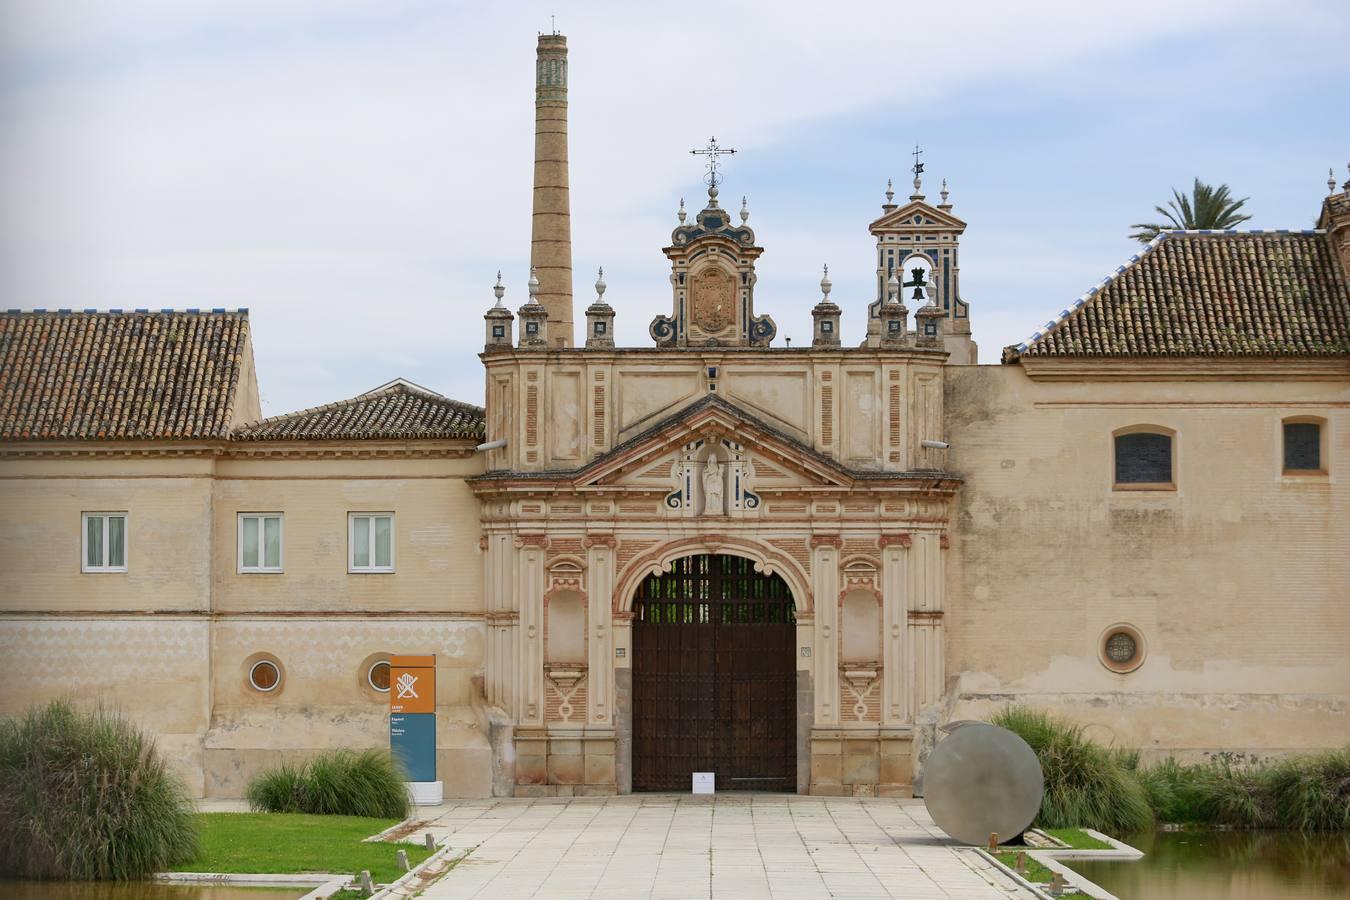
[631, 554, 797, 792]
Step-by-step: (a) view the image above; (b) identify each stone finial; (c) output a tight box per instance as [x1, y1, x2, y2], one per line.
[585, 266, 615, 349]
[1331, 168, 1339, 195]
[740, 196, 749, 224]
[518, 266, 549, 348]
[485, 271, 515, 350]
[940, 179, 950, 204]
[811, 263, 841, 348]
[885, 179, 894, 204]
[887, 271, 900, 303]
[1344, 161, 1350, 191]
[678, 198, 687, 224]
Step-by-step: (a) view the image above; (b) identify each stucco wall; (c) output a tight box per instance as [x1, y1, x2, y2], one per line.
[0, 444, 493, 798]
[943, 364, 1350, 760]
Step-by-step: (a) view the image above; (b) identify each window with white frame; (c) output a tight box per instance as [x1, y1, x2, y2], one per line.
[238, 513, 284, 573]
[82, 512, 128, 572]
[349, 513, 394, 573]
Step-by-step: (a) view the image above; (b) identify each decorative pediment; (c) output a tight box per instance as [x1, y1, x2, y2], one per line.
[868, 200, 967, 233]
[577, 397, 854, 498]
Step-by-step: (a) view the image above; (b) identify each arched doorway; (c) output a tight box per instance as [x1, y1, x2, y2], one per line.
[631, 554, 796, 791]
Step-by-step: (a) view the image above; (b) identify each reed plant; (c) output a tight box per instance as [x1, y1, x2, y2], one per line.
[0, 700, 198, 880]
[247, 749, 408, 819]
[990, 706, 1154, 834]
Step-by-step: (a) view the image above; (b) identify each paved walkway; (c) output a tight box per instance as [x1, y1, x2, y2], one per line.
[416, 794, 1030, 899]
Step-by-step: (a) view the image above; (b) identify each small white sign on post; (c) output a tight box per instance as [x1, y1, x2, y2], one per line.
[692, 772, 715, 795]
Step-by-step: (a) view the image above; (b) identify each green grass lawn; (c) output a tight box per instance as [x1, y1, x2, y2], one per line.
[1041, 827, 1113, 850]
[174, 813, 433, 884]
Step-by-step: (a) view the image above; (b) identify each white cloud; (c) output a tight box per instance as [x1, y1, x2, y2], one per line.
[1, 0, 1346, 414]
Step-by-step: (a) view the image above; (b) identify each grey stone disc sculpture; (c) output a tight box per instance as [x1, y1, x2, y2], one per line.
[922, 722, 1043, 846]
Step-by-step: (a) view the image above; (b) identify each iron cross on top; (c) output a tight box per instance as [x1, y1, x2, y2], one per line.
[912, 143, 924, 177]
[691, 136, 737, 188]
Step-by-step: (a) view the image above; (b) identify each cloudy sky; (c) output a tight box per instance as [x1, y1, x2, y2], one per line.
[3, 1, 1348, 416]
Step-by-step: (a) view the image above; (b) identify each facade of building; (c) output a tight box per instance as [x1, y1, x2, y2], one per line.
[1, 33, 1347, 799]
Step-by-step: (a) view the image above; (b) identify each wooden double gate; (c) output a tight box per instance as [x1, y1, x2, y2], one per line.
[632, 554, 797, 792]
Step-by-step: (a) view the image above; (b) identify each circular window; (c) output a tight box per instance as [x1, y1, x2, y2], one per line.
[367, 660, 391, 693]
[1099, 624, 1146, 673]
[249, 659, 281, 692]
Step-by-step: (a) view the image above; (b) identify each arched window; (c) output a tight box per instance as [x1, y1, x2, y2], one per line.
[1283, 417, 1326, 474]
[1113, 427, 1175, 489]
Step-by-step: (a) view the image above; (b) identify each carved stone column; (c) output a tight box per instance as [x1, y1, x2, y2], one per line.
[879, 534, 911, 725]
[809, 535, 842, 726]
[517, 535, 548, 727]
[585, 535, 616, 726]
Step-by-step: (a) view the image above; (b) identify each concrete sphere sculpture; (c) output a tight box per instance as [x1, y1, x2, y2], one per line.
[922, 723, 1044, 846]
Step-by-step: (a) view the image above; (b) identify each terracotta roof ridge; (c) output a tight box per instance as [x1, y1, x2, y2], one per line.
[1005, 228, 1337, 360]
[2, 307, 249, 316]
[233, 382, 484, 438]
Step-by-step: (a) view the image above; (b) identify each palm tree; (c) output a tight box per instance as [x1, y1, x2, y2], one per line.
[1130, 178, 1252, 243]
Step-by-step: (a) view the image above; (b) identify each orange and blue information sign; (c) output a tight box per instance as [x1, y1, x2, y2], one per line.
[389, 655, 436, 783]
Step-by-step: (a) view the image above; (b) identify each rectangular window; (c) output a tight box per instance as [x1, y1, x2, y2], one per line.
[1283, 422, 1322, 472]
[238, 514, 284, 573]
[349, 513, 394, 573]
[82, 512, 127, 572]
[1114, 432, 1173, 488]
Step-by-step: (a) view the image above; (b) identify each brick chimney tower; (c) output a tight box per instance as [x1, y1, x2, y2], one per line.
[531, 31, 574, 347]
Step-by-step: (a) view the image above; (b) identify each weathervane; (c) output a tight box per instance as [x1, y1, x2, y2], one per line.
[691, 136, 737, 191]
[911, 144, 925, 178]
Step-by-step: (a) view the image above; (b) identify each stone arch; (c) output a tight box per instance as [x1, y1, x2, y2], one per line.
[614, 535, 812, 614]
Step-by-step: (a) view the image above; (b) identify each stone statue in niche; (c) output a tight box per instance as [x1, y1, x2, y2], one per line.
[702, 454, 725, 516]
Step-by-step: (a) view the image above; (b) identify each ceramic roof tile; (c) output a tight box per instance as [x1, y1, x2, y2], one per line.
[1008, 232, 1350, 359]
[0, 310, 250, 440]
[235, 382, 484, 441]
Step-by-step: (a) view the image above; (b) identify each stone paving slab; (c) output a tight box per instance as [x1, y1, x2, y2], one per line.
[415, 794, 1030, 899]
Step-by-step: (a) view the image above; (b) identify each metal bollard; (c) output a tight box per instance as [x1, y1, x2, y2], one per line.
[396, 848, 410, 872]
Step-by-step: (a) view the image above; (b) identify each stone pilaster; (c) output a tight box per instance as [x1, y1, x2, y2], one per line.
[907, 532, 946, 712]
[880, 534, 910, 725]
[810, 536, 841, 726]
[484, 533, 519, 717]
[517, 535, 547, 726]
[585, 536, 616, 725]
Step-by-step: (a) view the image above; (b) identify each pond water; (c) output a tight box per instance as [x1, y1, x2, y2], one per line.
[1067, 829, 1350, 900]
[1, 884, 308, 900]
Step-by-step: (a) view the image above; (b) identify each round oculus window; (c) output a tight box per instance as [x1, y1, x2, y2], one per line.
[1099, 624, 1145, 673]
[368, 660, 391, 693]
[1106, 632, 1137, 664]
[249, 659, 281, 692]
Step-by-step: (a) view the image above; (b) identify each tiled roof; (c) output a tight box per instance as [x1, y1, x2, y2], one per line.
[1007, 231, 1350, 359]
[0, 309, 251, 440]
[235, 382, 484, 441]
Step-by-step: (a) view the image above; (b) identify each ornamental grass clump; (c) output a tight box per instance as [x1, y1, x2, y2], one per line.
[248, 749, 408, 819]
[1267, 747, 1350, 831]
[0, 700, 199, 880]
[990, 706, 1153, 835]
